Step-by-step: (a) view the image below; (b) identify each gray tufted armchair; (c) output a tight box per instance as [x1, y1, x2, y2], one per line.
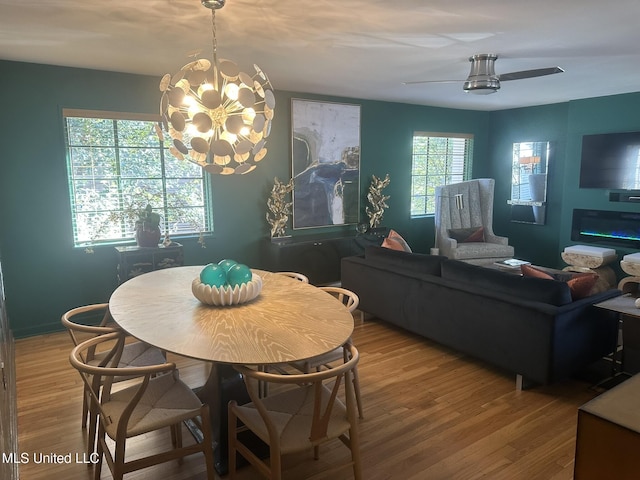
[434, 178, 514, 265]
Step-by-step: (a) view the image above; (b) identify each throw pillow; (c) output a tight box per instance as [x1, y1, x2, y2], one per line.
[520, 264, 599, 300]
[448, 226, 485, 243]
[387, 229, 412, 252]
[566, 273, 599, 300]
[381, 237, 406, 251]
[520, 264, 553, 280]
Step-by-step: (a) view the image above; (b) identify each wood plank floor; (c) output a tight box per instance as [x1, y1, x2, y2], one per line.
[14, 316, 600, 479]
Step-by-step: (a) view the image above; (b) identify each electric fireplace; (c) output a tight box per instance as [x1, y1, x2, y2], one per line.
[572, 209, 640, 249]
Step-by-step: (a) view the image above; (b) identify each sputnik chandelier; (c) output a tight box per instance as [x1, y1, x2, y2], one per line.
[158, 0, 275, 175]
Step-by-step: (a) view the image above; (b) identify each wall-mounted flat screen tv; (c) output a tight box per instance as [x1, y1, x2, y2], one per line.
[580, 131, 640, 189]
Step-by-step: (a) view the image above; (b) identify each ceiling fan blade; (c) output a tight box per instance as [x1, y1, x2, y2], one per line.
[403, 79, 462, 85]
[498, 66, 564, 82]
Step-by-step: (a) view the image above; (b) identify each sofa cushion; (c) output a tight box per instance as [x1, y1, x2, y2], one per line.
[364, 245, 445, 276]
[441, 259, 573, 306]
[521, 264, 599, 300]
[449, 241, 514, 260]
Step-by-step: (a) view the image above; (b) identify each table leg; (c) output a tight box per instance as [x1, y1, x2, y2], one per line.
[592, 314, 630, 390]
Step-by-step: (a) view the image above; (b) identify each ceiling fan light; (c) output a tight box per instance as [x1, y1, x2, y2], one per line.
[463, 78, 500, 94]
[463, 53, 499, 94]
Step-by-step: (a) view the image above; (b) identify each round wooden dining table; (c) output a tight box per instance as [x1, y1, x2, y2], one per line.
[108, 265, 355, 473]
[109, 266, 354, 363]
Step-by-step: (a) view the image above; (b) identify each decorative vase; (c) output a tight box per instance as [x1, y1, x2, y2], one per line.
[135, 227, 161, 247]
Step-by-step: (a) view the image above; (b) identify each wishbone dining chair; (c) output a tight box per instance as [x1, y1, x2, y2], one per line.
[274, 271, 310, 283]
[61, 303, 167, 456]
[69, 331, 215, 480]
[288, 286, 364, 419]
[228, 343, 362, 480]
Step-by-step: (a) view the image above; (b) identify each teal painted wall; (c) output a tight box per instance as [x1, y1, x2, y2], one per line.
[0, 60, 488, 337]
[488, 103, 569, 268]
[2, 59, 639, 337]
[488, 93, 640, 270]
[560, 93, 640, 256]
[357, 99, 490, 253]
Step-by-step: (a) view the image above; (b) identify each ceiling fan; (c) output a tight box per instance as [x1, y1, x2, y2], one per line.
[405, 53, 564, 94]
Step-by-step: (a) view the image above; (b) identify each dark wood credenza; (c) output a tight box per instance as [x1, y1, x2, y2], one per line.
[262, 233, 356, 285]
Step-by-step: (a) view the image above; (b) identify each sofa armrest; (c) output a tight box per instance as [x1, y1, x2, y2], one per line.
[555, 287, 622, 313]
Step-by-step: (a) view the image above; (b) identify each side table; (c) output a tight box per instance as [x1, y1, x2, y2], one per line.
[115, 243, 184, 284]
[619, 252, 640, 294]
[594, 293, 640, 376]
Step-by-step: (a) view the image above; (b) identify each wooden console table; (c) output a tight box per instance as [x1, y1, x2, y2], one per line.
[263, 232, 355, 285]
[115, 242, 184, 284]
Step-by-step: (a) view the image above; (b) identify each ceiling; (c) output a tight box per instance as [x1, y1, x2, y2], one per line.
[2, 0, 640, 111]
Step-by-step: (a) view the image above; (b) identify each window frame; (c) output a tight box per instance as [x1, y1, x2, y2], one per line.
[410, 132, 474, 217]
[63, 108, 213, 249]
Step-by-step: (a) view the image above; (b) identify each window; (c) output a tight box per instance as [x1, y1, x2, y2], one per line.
[410, 133, 473, 216]
[64, 109, 212, 248]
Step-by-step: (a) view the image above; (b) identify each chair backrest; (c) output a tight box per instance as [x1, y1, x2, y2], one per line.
[62, 303, 119, 362]
[274, 271, 310, 283]
[319, 286, 359, 313]
[235, 343, 360, 442]
[69, 332, 176, 435]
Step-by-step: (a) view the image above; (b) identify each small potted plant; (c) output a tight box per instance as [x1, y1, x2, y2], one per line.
[135, 204, 162, 247]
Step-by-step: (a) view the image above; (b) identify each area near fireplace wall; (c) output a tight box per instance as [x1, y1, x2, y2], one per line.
[572, 209, 640, 250]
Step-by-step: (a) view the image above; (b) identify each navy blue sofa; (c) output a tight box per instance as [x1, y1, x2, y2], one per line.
[341, 246, 621, 387]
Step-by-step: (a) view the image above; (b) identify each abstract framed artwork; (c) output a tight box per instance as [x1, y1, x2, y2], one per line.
[291, 99, 361, 229]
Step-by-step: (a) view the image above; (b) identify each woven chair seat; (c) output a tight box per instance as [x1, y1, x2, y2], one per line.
[103, 371, 202, 438]
[234, 383, 350, 454]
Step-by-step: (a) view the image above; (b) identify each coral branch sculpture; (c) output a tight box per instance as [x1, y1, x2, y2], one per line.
[365, 174, 390, 229]
[266, 177, 295, 238]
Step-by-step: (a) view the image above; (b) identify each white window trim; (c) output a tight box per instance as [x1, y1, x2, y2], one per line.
[63, 108, 213, 249]
[410, 132, 474, 218]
